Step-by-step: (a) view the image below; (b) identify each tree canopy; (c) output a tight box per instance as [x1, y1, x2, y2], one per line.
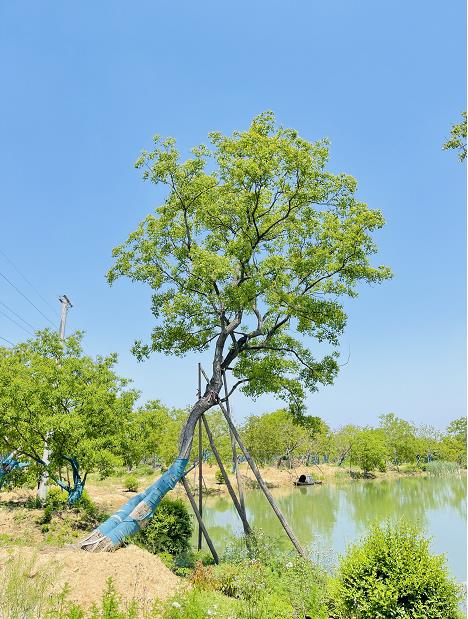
[0, 330, 138, 483]
[109, 112, 391, 417]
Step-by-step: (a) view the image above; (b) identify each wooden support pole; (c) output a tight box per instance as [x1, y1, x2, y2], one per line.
[200, 365, 308, 558]
[219, 400, 306, 557]
[219, 400, 306, 556]
[181, 476, 219, 564]
[197, 363, 203, 551]
[199, 365, 306, 558]
[201, 415, 251, 535]
[223, 370, 246, 517]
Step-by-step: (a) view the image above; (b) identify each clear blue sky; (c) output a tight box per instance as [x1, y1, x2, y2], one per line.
[0, 1, 465, 429]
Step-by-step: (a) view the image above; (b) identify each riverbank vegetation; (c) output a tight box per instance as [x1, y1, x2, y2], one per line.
[1, 338, 464, 497]
[0, 522, 463, 618]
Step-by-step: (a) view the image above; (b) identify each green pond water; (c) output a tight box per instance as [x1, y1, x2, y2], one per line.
[191, 475, 467, 582]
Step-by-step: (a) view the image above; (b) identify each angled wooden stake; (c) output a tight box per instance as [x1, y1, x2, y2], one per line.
[181, 476, 219, 564]
[223, 370, 246, 517]
[197, 362, 203, 551]
[201, 415, 251, 535]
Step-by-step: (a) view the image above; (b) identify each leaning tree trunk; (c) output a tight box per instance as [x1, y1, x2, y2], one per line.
[79, 392, 217, 552]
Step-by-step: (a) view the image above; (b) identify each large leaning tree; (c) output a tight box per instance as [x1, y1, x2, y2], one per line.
[80, 111, 391, 551]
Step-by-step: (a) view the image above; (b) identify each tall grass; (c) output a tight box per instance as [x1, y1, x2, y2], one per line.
[0, 553, 60, 619]
[0, 554, 161, 619]
[426, 460, 461, 477]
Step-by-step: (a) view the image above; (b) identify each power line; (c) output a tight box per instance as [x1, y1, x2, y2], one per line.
[0, 307, 34, 336]
[0, 248, 60, 318]
[0, 335, 14, 347]
[0, 270, 56, 328]
[0, 300, 37, 331]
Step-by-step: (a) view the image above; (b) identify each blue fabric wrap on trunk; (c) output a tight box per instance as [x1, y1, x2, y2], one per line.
[97, 457, 188, 545]
[0, 457, 29, 488]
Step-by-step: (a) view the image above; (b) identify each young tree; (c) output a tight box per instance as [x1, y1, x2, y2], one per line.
[379, 413, 417, 465]
[332, 424, 360, 466]
[242, 408, 309, 467]
[81, 112, 391, 550]
[440, 417, 467, 466]
[120, 401, 183, 470]
[0, 330, 138, 501]
[350, 428, 387, 473]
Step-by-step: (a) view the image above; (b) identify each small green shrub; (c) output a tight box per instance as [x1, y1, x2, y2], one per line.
[186, 554, 328, 619]
[161, 588, 238, 619]
[398, 462, 422, 474]
[222, 529, 284, 564]
[191, 531, 329, 618]
[123, 475, 139, 492]
[37, 487, 105, 530]
[332, 521, 463, 618]
[25, 495, 43, 509]
[214, 469, 225, 484]
[135, 497, 193, 556]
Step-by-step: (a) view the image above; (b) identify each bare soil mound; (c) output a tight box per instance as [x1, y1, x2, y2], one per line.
[0, 544, 180, 608]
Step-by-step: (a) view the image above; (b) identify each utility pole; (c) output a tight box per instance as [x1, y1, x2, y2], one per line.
[59, 295, 72, 340]
[37, 295, 73, 502]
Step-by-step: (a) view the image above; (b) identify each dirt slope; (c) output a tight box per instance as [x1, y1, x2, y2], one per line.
[0, 544, 180, 609]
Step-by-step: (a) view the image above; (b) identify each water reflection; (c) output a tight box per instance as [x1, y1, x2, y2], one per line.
[192, 475, 467, 581]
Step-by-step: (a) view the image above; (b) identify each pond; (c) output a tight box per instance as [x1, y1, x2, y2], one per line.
[191, 475, 467, 582]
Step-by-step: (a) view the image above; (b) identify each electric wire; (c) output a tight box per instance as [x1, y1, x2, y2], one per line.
[0, 248, 59, 318]
[0, 300, 37, 331]
[0, 307, 34, 336]
[0, 336, 14, 347]
[0, 270, 56, 327]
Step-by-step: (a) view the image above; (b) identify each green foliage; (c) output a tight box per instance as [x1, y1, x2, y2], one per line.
[350, 428, 387, 472]
[161, 588, 238, 619]
[108, 112, 391, 416]
[214, 469, 225, 484]
[185, 531, 328, 619]
[331, 424, 360, 465]
[123, 475, 139, 492]
[332, 521, 463, 618]
[120, 401, 182, 470]
[135, 497, 193, 556]
[426, 460, 460, 477]
[439, 417, 467, 467]
[88, 578, 142, 619]
[242, 408, 309, 465]
[379, 413, 417, 464]
[210, 557, 327, 619]
[37, 487, 104, 531]
[443, 111, 467, 161]
[0, 330, 138, 486]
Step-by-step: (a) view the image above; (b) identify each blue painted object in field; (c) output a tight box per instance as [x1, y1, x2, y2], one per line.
[97, 457, 189, 547]
[0, 452, 29, 490]
[55, 457, 85, 504]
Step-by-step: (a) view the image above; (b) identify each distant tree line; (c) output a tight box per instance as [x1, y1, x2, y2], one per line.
[0, 331, 465, 498]
[241, 409, 466, 472]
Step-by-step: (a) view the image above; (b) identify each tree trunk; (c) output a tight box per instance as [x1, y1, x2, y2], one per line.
[37, 440, 50, 503]
[79, 394, 215, 552]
